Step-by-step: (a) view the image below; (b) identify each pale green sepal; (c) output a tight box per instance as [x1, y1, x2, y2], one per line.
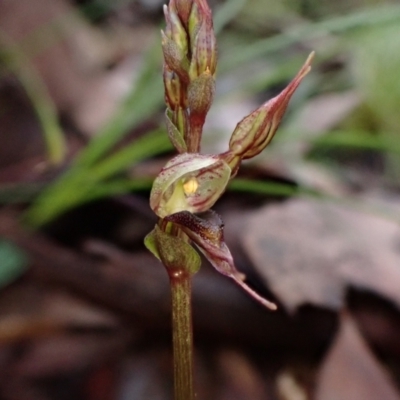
[154, 225, 201, 274]
[144, 227, 161, 261]
[165, 110, 187, 153]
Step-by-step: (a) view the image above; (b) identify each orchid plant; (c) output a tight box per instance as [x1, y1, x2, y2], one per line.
[144, 1, 313, 398]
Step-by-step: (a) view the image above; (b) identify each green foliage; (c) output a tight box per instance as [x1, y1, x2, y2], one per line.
[25, 41, 170, 227]
[349, 22, 400, 182]
[0, 32, 66, 165]
[219, 3, 400, 74]
[352, 23, 400, 133]
[26, 128, 172, 226]
[0, 240, 28, 289]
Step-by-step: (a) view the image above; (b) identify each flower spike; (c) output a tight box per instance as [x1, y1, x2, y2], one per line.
[147, 0, 314, 310]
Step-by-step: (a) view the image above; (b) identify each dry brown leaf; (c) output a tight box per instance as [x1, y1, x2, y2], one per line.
[242, 198, 400, 311]
[216, 349, 271, 400]
[0, 283, 119, 345]
[117, 352, 170, 400]
[276, 370, 308, 400]
[12, 333, 127, 378]
[315, 312, 400, 400]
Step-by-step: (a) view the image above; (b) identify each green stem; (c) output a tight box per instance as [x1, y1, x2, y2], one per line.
[169, 271, 194, 400]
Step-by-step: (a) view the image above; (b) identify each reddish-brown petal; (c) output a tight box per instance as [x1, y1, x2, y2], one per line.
[166, 211, 277, 310]
[149, 153, 231, 218]
[228, 52, 314, 160]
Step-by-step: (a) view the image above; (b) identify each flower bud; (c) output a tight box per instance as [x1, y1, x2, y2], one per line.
[150, 153, 231, 218]
[188, 0, 213, 39]
[161, 31, 190, 83]
[173, 0, 193, 27]
[188, 69, 215, 120]
[228, 52, 314, 160]
[163, 4, 188, 56]
[163, 67, 185, 110]
[186, 69, 215, 151]
[188, 3, 217, 79]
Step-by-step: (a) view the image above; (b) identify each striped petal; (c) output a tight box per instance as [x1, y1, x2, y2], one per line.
[150, 153, 231, 218]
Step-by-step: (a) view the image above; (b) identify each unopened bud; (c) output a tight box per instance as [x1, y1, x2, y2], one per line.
[228, 52, 314, 160]
[188, 0, 212, 38]
[187, 69, 215, 151]
[174, 0, 193, 27]
[188, 69, 215, 118]
[163, 4, 188, 56]
[188, 3, 217, 79]
[161, 31, 190, 82]
[163, 68, 185, 110]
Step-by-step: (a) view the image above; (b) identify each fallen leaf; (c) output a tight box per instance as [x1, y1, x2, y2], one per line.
[242, 198, 400, 311]
[315, 312, 400, 400]
[216, 349, 271, 400]
[276, 370, 308, 400]
[13, 333, 127, 378]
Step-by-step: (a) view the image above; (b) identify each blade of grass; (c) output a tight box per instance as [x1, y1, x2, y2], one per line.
[25, 126, 170, 226]
[311, 130, 400, 153]
[273, 129, 400, 154]
[82, 177, 154, 201]
[89, 128, 171, 181]
[24, 38, 165, 226]
[0, 240, 28, 290]
[76, 40, 164, 168]
[0, 183, 45, 204]
[228, 178, 321, 198]
[213, 0, 248, 35]
[0, 33, 66, 165]
[219, 4, 400, 73]
[230, 178, 400, 228]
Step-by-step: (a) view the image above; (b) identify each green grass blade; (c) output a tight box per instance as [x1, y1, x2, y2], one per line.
[274, 129, 400, 154]
[0, 33, 66, 165]
[83, 177, 154, 201]
[25, 127, 170, 226]
[311, 130, 400, 153]
[229, 178, 300, 197]
[214, 0, 248, 35]
[0, 240, 29, 289]
[219, 4, 400, 73]
[75, 40, 164, 167]
[89, 128, 172, 181]
[0, 183, 44, 204]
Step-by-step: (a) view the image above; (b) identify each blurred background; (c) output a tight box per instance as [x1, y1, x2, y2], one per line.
[1, 0, 400, 398]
